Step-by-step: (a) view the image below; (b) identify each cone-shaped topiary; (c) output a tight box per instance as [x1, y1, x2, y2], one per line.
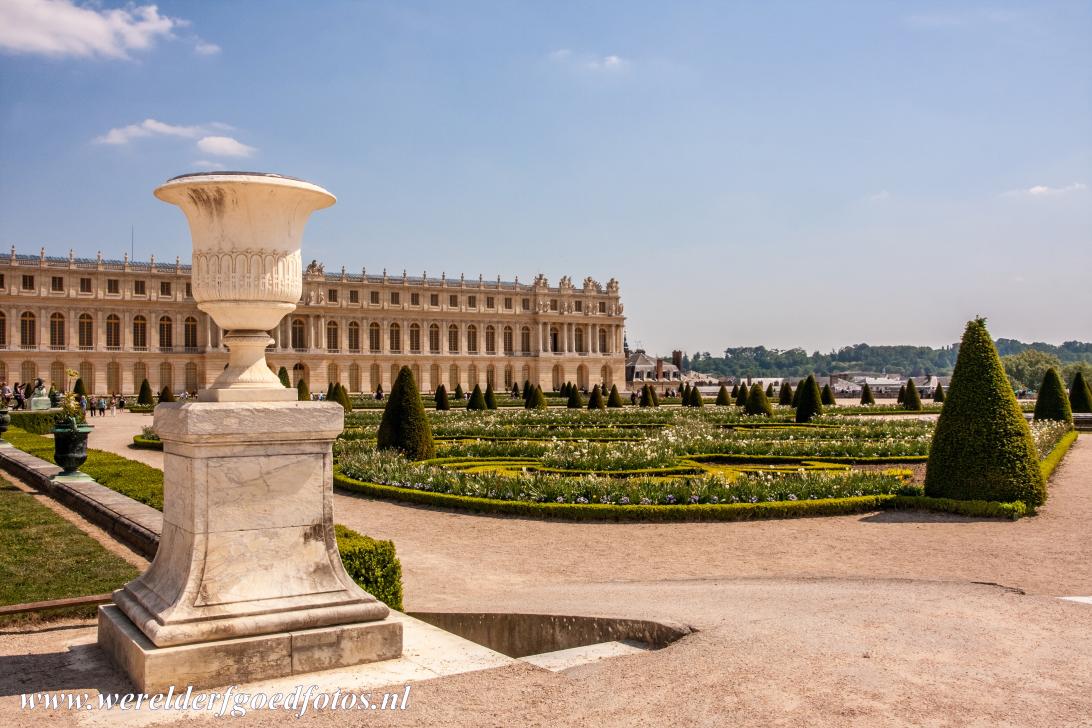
[137, 378, 154, 405]
[377, 366, 435, 461]
[795, 375, 823, 423]
[376, 384, 384, 400]
[467, 384, 487, 411]
[485, 383, 498, 409]
[297, 378, 310, 401]
[689, 386, 704, 408]
[530, 385, 547, 410]
[74, 378, 88, 397]
[278, 366, 291, 388]
[779, 381, 793, 406]
[435, 383, 450, 411]
[715, 384, 731, 406]
[159, 385, 175, 403]
[567, 386, 585, 408]
[1033, 368, 1072, 423]
[745, 382, 773, 416]
[650, 386, 660, 406]
[820, 383, 835, 406]
[860, 382, 875, 405]
[588, 384, 606, 410]
[730, 383, 739, 399]
[561, 382, 571, 398]
[453, 383, 464, 400]
[765, 383, 774, 398]
[735, 383, 748, 406]
[682, 383, 691, 403]
[903, 378, 923, 411]
[933, 382, 945, 403]
[607, 384, 624, 408]
[1070, 371, 1092, 413]
[897, 384, 905, 404]
[639, 384, 653, 407]
[511, 383, 520, 398]
[326, 382, 335, 401]
[792, 380, 803, 407]
[924, 317, 1045, 506]
[335, 382, 353, 413]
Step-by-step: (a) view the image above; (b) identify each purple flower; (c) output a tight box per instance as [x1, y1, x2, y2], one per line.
[620, 496, 631, 505]
[556, 496, 565, 503]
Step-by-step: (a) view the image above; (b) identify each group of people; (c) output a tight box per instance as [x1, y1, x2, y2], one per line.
[81, 394, 124, 417]
[0, 379, 125, 416]
[0, 381, 36, 410]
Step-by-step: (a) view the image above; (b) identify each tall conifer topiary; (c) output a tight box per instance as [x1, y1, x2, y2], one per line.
[278, 366, 291, 388]
[897, 384, 905, 404]
[819, 383, 834, 406]
[745, 382, 773, 416]
[297, 378, 310, 401]
[795, 375, 823, 423]
[730, 383, 739, 399]
[467, 384, 487, 411]
[640, 384, 653, 407]
[485, 383, 498, 409]
[779, 381, 793, 406]
[137, 378, 154, 405]
[567, 386, 584, 408]
[159, 385, 175, 403]
[924, 317, 1045, 506]
[860, 382, 875, 405]
[335, 382, 353, 413]
[1033, 368, 1072, 423]
[903, 378, 923, 411]
[588, 385, 606, 410]
[792, 380, 803, 407]
[512, 383, 520, 398]
[689, 386, 704, 408]
[326, 382, 335, 401]
[531, 385, 547, 409]
[716, 384, 731, 406]
[74, 378, 88, 397]
[435, 383, 450, 411]
[454, 383, 464, 400]
[607, 384, 624, 408]
[735, 383, 748, 406]
[933, 382, 945, 403]
[1070, 371, 1092, 413]
[650, 386, 660, 406]
[377, 366, 434, 460]
[765, 383, 774, 398]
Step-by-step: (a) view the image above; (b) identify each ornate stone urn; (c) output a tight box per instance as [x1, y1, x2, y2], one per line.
[52, 423, 93, 474]
[99, 173, 400, 692]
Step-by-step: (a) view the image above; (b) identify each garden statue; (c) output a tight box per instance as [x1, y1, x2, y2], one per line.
[29, 378, 51, 411]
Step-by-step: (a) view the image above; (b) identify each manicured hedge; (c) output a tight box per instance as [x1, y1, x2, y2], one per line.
[334, 524, 404, 611]
[6, 411, 60, 435]
[132, 435, 164, 450]
[1040, 430, 1078, 482]
[886, 495, 1026, 520]
[687, 452, 929, 465]
[125, 404, 155, 414]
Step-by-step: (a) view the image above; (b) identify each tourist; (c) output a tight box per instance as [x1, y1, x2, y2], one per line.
[98, 397, 107, 417]
[109, 395, 118, 416]
[1, 381, 10, 408]
[12, 382, 23, 410]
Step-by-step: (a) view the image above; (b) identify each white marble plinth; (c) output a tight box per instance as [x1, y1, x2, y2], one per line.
[99, 604, 403, 693]
[106, 401, 394, 650]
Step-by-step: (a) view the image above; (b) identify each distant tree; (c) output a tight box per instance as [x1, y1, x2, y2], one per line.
[715, 384, 731, 406]
[485, 383, 498, 409]
[933, 382, 945, 403]
[820, 383, 836, 406]
[745, 382, 773, 416]
[860, 382, 875, 405]
[297, 378, 310, 401]
[607, 384, 624, 408]
[588, 384, 606, 410]
[778, 381, 793, 406]
[903, 378, 923, 411]
[1033, 368, 1072, 423]
[1002, 349, 1063, 390]
[159, 385, 175, 403]
[377, 366, 434, 460]
[434, 383, 450, 411]
[277, 366, 291, 388]
[1070, 371, 1092, 413]
[795, 375, 823, 423]
[137, 378, 154, 405]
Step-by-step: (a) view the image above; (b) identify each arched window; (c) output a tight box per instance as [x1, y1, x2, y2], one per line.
[293, 362, 308, 389]
[485, 325, 496, 354]
[0, 362, 5, 383]
[503, 326, 513, 354]
[50, 313, 65, 349]
[449, 364, 459, 388]
[50, 361, 65, 388]
[504, 365, 513, 388]
[598, 328, 608, 353]
[389, 323, 401, 352]
[467, 325, 478, 354]
[409, 323, 421, 353]
[134, 362, 148, 390]
[158, 316, 173, 350]
[326, 320, 339, 351]
[486, 365, 495, 388]
[468, 364, 478, 387]
[107, 362, 121, 394]
[429, 324, 440, 353]
[521, 327, 531, 354]
[369, 363, 381, 391]
[106, 314, 121, 349]
[448, 325, 459, 353]
[159, 362, 172, 390]
[348, 322, 360, 352]
[80, 361, 94, 392]
[368, 322, 381, 352]
[133, 315, 147, 350]
[390, 364, 400, 388]
[327, 363, 339, 387]
[291, 318, 306, 350]
[184, 317, 198, 349]
[0, 311, 6, 348]
[78, 313, 94, 349]
[349, 363, 361, 392]
[430, 363, 441, 388]
[21, 311, 37, 348]
[22, 361, 37, 384]
[184, 362, 198, 392]
[574, 327, 585, 353]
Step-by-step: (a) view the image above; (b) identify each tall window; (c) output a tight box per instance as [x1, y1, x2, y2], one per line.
[326, 320, 339, 351]
[0, 312, 6, 348]
[575, 328, 585, 353]
[429, 324, 440, 353]
[348, 322, 360, 352]
[158, 316, 173, 350]
[389, 323, 401, 352]
[184, 317, 198, 349]
[21, 311, 37, 347]
[106, 315, 121, 349]
[132, 316, 147, 349]
[78, 313, 94, 349]
[50, 313, 65, 349]
[521, 327, 531, 353]
[369, 322, 381, 352]
[598, 328, 608, 353]
[448, 325, 459, 353]
[107, 362, 121, 393]
[484, 325, 496, 354]
[503, 326, 514, 354]
[291, 318, 306, 349]
[409, 323, 421, 353]
[467, 325, 478, 354]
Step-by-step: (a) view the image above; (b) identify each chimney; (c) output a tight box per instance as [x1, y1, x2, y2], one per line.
[672, 350, 683, 370]
[656, 359, 664, 381]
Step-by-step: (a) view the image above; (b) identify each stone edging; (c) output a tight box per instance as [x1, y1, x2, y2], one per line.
[0, 444, 161, 558]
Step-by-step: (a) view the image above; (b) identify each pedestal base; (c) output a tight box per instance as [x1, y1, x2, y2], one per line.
[98, 604, 403, 693]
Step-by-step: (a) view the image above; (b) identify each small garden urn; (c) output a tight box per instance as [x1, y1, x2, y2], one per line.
[52, 422, 93, 475]
[0, 408, 10, 444]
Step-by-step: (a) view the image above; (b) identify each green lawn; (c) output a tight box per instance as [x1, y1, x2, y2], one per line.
[0, 480, 140, 623]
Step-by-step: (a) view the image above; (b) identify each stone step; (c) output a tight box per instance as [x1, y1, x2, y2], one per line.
[519, 640, 650, 672]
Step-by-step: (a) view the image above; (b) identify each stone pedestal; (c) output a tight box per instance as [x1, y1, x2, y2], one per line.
[100, 401, 401, 689]
[29, 396, 52, 411]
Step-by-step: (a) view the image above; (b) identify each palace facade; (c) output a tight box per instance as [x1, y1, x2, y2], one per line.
[0, 249, 626, 397]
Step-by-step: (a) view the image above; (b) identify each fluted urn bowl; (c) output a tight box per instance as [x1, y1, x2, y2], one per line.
[154, 172, 336, 400]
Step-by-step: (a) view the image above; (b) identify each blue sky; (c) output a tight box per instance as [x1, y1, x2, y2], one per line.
[1, 1, 1089, 355]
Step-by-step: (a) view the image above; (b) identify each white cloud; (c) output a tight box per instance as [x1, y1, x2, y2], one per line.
[0, 0, 181, 60]
[196, 136, 256, 158]
[94, 118, 204, 145]
[867, 190, 891, 202]
[1003, 182, 1087, 197]
[194, 39, 220, 56]
[548, 48, 629, 73]
[191, 159, 227, 170]
[904, 10, 1021, 29]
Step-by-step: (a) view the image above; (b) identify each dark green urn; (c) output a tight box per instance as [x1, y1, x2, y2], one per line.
[53, 423, 93, 475]
[0, 408, 10, 441]
[49, 390, 62, 407]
